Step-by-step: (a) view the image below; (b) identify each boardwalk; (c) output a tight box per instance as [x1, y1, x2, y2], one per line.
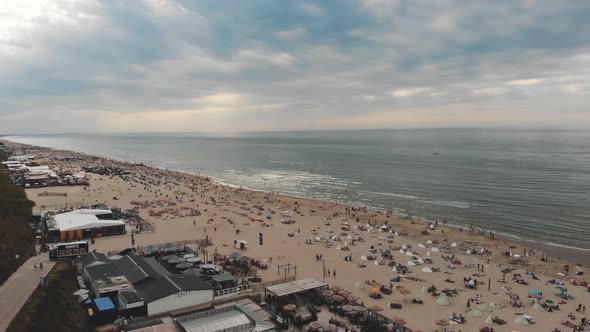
[0, 253, 56, 332]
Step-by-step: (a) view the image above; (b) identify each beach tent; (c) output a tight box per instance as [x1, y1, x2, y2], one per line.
[436, 295, 450, 306]
[418, 243, 426, 248]
[515, 316, 530, 326]
[532, 303, 544, 311]
[467, 309, 482, 317]
[451, 242, 457, 247]
[431, 247, 440, 253]
[406, 261, 416, 267]
[417, 258, 425, 264]
[426, 251, 431, 257]
[421, 267, 433, 273]
[490, 302, 502, 310]
[478, 303, 492, 312]
[484, 316, 493, 324]
[360, 255, 368, 261]
[421, 286, 428, 294]
[401, 245, 407, 249]
[405, 251, 414, 256]
[426, 240, 432, 244]
[399, 249, 405, 254]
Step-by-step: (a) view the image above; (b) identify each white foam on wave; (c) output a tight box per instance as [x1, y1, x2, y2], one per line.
[543, 242, 590, 252]
[361, 190, 419, 200]
[421, 200, 471, 209]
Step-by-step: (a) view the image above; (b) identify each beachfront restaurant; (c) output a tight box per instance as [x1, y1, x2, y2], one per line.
[49, 209, 125, 241]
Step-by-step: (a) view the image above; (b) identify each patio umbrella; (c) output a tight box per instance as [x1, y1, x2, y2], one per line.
[347, 295, 359, 302]
[321, 290, 335, 297]
[331, 295, 345, 303]
[283, 304, 297, 311]
[332, 286, 344, 292]
[368, 305, 383, 312]
[337, 289, 351, 296]
[176, 262, 194, 269]
[342, 305, 356, 312]
[354, 306, 367, 312]
[435, 320, 449, 327]
[308, 321, 322, 330]
[467, 309, 482, 317]
[169, 257, 186, 264]
[323, 324, 338, 332]
[399, 288, 412, 301]
[393, 317, 407, 325]
[187, 257, 202, 263]
[161, 254, 178, 262]
[183, 253, 196, 259]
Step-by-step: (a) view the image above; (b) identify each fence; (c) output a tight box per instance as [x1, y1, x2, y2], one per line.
[251, 276, 296, 293]
[214, 283, 252, 298]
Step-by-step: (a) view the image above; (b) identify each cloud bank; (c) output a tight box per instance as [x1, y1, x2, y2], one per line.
[1, 0, 589, 133]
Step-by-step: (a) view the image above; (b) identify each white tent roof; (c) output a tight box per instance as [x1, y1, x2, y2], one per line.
[54, 210, 123, 231]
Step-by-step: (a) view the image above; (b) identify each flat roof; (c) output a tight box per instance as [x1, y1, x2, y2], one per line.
[179, 310, 252, 332]
[54, 210, 123, 231]
[265, 278, 327, 297]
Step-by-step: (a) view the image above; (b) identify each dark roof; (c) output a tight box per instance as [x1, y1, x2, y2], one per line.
[144, 257, 170, 277]
[86, 262, 122, 281]
[119, 290, 143, 304]
[113, 253, 167, 284]
[211, 273, 237, 283]
[136, 274, 212, 303]
[80, 251, 109, 269]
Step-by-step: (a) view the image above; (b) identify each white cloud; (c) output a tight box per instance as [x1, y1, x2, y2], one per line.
[562, 84, 581, 94]
[473, 87, 505, 95]
[506, 78, 544, 86]
[236, 49, 296, 68]
[391, 87, 429, 98]
[298, 3, 323, 16]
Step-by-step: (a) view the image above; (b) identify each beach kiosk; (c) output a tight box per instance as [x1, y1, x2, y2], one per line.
[234, 240, 248, 250]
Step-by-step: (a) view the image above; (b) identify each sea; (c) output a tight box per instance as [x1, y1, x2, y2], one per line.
[4, 129, 590, 257]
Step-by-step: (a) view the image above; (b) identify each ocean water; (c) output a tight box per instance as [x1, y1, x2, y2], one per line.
[4, 129, 590, 253]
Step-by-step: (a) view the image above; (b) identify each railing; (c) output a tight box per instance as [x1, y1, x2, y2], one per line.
[214, 283, 252, 297]
[251, 276, 296, 292]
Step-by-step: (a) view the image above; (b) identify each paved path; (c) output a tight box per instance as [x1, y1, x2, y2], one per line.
[0, 254, 56, 332]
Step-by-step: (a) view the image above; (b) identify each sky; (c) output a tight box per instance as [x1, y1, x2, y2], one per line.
[1, 0, 589, 134]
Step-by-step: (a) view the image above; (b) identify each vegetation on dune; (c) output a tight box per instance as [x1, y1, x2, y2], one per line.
[0, 144, 36, 285]
[7, 261, 92, 332]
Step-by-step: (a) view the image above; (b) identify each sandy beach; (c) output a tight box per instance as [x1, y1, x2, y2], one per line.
[6, 141, 590, 332]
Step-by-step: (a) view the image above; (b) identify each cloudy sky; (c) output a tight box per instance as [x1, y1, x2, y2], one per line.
[1, 0, 589, 133]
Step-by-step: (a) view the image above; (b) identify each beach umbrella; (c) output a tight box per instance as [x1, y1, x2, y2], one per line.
[183, 253, 196, 259]
[426, 240, 433, 244]
[515, 316, 529, 326]
[169, 257, 186, 264]
[478, 303, 492, 312]
[545, 299, 554, 304]
[372, 287, 381, 294]
[421, 267, 433, 273]
[532, 303, 544, 311]
[435, 320, 449, 327]
[436, 295, 450, 306]
[399, 288, 412, 301]
[485, 316, 493, 324]
[368, 305, 383, 312]
[467, 309, 482, 317]
[283, 304, 297, 311]
[228, 252, 241, 259]
[531, 289, 541, 295]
